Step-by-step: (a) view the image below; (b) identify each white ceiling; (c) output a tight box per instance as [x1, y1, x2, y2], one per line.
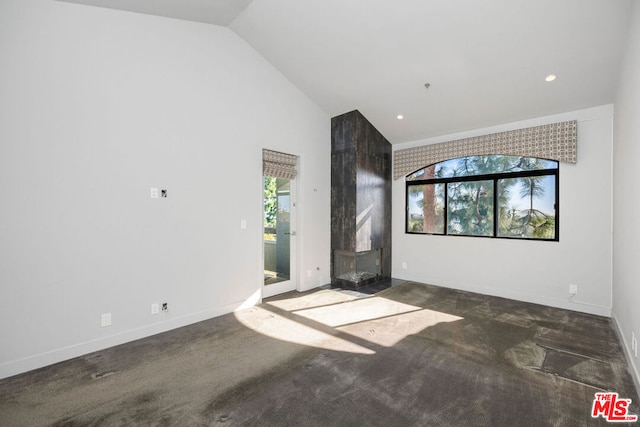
[59, 0, 632, 144]
[58, 0, 254, 26]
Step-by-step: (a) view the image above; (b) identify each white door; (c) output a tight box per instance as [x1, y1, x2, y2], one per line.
[263, 175, 296, 298]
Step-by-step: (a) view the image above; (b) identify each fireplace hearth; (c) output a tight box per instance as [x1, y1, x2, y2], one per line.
[333, 248, 382, 288]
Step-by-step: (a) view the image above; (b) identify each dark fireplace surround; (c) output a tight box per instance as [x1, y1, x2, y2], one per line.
[331, 110, 392, 288]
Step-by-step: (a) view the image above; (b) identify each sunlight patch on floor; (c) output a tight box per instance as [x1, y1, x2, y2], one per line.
[234, 305, 375, 355]
[266, 289, 360, 311]
[293, 297, 423, 328]
[236, 288, 464, 353]
[338, 305, 463, 347]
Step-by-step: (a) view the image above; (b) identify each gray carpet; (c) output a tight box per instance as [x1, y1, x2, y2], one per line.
[1, 281, 638, 426]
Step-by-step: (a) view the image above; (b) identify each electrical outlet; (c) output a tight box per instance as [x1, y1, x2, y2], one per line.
[307, 270, 312, 278]
[569, 284, 578, 295]
[101, 313, 112, 327]
[402, 262, 407, 269]
[151, 303, 159, 315]
[162, 303, 168, 312]
[150, 188, 159, 199]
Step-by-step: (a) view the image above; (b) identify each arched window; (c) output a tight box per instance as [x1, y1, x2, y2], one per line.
[406, 155, 559, 240]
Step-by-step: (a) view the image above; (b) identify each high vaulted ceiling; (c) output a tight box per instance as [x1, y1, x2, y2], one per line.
[59, 0, 254, 26]
[59, 0, 632, 143]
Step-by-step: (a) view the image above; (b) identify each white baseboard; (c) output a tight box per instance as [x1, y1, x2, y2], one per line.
[0, 299, 255, 380]
[611, 313, 640, 400]
[395, 277, 612, 317]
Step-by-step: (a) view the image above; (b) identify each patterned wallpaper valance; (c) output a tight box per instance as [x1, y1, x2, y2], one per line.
[263, 149, 297, 179]
[393, 120, 577, 180]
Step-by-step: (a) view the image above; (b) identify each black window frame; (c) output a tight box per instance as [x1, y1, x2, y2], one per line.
[405, 158, 559, 242]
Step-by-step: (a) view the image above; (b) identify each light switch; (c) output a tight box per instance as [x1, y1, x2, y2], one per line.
[241, 220, 247, 229]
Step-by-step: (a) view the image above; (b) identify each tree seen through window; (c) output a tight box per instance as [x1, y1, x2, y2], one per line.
[406, 155, 558, 240]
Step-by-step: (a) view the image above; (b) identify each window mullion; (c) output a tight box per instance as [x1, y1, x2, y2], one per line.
[493, 179, 498, 237]
[444, 183, 448, 236]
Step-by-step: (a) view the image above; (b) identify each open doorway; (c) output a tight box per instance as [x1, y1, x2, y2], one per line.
[262, 149, 297, 298]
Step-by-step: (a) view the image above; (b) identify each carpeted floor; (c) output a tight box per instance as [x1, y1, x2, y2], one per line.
[1, 281, 638, 426]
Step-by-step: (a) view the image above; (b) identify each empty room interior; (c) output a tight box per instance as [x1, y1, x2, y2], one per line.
[2, 0, 640, 425]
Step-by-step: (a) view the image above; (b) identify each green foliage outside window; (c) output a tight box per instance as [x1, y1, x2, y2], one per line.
[264, 176, 277, 228]
[407, 155, 558, 240]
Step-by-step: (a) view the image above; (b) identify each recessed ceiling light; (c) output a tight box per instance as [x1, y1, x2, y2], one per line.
[397, 114, 404, 120]
[545, 74, 557, 82]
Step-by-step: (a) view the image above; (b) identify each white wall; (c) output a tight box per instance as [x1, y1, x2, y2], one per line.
[392, 105, 613, 317]
[613, 0, 640, 390]
[0, 0, 330, 378]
